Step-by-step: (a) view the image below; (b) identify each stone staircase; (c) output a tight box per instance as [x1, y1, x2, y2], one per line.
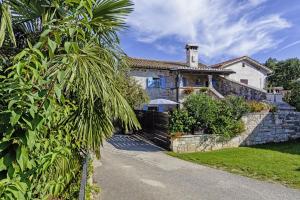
[271, 101, 296, 111]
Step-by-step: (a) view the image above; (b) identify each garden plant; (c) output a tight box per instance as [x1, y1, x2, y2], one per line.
[0, 0, 139, 199]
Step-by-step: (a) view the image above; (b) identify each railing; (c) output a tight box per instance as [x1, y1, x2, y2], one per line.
[79, 154, 89, 200]
[178, 87, 208, 102]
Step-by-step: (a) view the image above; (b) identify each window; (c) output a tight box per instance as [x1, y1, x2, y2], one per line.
[195, 78, 202, 86]
[147, 77, 160, 88]
[240, 79, 248, 85]
[242, 63, 246, 67]
[147, 76, 167, 88]
[180, 77, 188, 87]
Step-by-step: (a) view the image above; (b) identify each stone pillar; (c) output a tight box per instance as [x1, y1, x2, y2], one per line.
[208, 75, 213, 88]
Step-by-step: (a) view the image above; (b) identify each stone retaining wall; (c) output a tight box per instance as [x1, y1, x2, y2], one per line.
[171, 111, 300, 153]
[214, 76, 267, 100]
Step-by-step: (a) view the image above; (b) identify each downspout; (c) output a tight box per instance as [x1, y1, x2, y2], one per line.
[176, 71, 180, 109]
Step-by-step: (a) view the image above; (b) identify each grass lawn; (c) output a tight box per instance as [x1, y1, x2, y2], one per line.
[168, 140, 300, 189]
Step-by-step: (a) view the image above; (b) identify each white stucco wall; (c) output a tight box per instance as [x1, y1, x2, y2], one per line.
[225, 62, 268, 90]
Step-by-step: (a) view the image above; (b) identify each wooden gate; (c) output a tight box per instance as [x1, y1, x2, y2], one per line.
[135, 110, 171, 150]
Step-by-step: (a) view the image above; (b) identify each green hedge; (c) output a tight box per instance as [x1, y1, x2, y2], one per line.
[169, 110, 196, 135]
[169, 94, 249, 138]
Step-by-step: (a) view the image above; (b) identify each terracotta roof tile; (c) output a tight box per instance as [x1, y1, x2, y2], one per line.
[127, 57, 206, 69]
[127, 57, 235, 74]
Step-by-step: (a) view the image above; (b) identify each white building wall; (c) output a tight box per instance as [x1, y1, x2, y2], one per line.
[225, 62, 268, 90]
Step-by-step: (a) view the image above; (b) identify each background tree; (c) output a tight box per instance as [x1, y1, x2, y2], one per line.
[117, 74, 149, 108]
[266, 58, 300, 89]
[284, 82, 300, 111]
[265, 57, 300, 111]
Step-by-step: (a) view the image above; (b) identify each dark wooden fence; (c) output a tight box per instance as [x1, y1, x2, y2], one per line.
[135, 110, 171, 150]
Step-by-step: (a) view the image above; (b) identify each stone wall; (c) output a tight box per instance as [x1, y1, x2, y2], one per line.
[215, 76, 267, 100]
[171, 111, 300, 153]
[130, 68, 177, 101]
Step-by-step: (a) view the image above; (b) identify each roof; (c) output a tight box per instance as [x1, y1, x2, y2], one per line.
[210, 56, 273, 74]
[128, 57, 206, 69]
[127, 57, 235, 75]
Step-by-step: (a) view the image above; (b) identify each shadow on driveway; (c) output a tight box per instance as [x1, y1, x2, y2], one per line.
[107, 134, 162, 152]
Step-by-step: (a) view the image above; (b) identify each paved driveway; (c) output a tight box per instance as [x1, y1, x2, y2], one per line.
[93, 134, 300, 200]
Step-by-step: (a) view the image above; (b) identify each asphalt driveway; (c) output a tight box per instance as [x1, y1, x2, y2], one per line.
[93, 134, 300, 200]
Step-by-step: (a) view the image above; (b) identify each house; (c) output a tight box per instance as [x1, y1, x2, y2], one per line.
[128, 44, 272, 112]
[211, 56, 272, 90]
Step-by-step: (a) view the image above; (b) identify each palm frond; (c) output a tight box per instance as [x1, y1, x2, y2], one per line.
[48, 42, 139, 154]
[0, 4, 16, 47]
[92, 0, 133, 29]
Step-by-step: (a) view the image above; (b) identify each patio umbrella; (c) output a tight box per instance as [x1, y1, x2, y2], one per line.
[148, 99, 179, 106]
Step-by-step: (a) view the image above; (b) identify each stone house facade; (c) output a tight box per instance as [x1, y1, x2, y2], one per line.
[128, 44, 272, 111]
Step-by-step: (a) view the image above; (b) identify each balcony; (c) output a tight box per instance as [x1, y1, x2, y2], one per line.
[178, 87, 209, 102]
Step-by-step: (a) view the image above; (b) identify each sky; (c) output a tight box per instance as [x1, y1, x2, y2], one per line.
[120, 0, 300, 65]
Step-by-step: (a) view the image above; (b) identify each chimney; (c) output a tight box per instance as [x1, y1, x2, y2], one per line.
[186, 44, 199, 68]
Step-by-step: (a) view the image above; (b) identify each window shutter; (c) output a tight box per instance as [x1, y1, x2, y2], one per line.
[147, 77, 153, 88]
[160, 77, 166, 89]
[180, 77, 183, 87]
[180, 77, 187, 87]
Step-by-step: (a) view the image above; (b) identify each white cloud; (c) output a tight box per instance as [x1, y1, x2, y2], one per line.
[154, 44, 181, 55]
[127, 0, 291, 60]
[277, 40, 300, 52]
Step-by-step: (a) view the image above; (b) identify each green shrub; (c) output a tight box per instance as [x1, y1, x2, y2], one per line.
[169, 110, 196, 134]
[269, 105, 278, 113]
[183, 94, 247, 138]
[285, 82, 300, 111]
[223, 96, 250, 120]
[231, 119, 246, 136]
[183, 94, 220, 132]
[199, 87, 208, 93]
[247, 101, 270, 112]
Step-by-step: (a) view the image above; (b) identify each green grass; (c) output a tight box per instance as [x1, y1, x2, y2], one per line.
[168, 140, 300, 189]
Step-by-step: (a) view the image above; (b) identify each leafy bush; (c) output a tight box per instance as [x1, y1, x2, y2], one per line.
[169, 110, 196, 134]
[199, 87, 208, 93]
[0, 0, 139, 199]
[183, 94, 247, 138]
[183, 94, 220, 132]
[284, 82, 300, 111]
[117, 75, 149, 108]
[269, 105, 278, 113]
[223, 96, 250, 120]
[247, 101, 270, 112]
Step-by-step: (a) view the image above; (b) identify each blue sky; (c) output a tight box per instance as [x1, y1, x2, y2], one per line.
[120, 0, 300, 65]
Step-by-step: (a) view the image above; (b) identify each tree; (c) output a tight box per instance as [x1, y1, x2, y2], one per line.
[265, 57, 278, 70]
[266, 58, 300, 89]
[284, 82, 300, 111]
[0, 0, 139, 198]
[117, 74, 149, 108]
[183, 94, 247, 138]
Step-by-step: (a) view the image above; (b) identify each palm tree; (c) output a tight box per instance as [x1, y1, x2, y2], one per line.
[1, 0, 139, 153]
[0, 0, 140, 198]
